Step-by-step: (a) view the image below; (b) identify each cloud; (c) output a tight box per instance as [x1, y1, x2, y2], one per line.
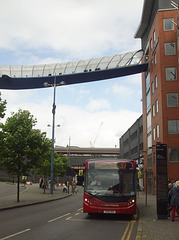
[0, 0, 144, 148]
[1, 89, 141, 148]
[86, 98, 110, 112]
[0, 0, 144, 62]
[111, 84, 134, 96]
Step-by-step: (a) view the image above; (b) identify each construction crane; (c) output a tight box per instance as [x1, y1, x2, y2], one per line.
[90, 122, 103, 148]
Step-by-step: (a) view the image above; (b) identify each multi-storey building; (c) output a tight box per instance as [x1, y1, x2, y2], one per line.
[135, 0, 179, 194]
[120, 115, 143, 162]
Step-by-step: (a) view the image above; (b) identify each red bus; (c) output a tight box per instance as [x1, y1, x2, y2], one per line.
[83, 159, 137, 215]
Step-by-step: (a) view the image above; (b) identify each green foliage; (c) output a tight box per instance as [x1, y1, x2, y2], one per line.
[0, 109, 50, 176]
[35, 151, 69, 178]
[0, 92, 6, 119]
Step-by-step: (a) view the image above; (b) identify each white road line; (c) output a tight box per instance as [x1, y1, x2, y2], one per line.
[48, 213, 71, 223]
[0, 228, 31, 240]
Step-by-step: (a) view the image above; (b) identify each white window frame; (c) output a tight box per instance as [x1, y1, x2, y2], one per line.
[167, 93, 178, 107]
[165, 67, 177, 81]
[153, 30, 156, 42]
[163, 18, 174, 31]
[155, 75, 158, 88]
[168, 120, 179, 134]
[152, 104, 155, 117]
[164, 42, 176, 55]
[156, 124, 159, 138]
[156, 99, 159, 113]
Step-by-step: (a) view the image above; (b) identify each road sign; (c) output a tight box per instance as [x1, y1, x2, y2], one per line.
[156, 143, 168, 219]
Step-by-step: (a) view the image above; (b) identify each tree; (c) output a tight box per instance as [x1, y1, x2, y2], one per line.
[0, 92, 6, 119]
[0, 92, 7, 169]
[35, 150, 69, 193]
[0, 109, 50, 202]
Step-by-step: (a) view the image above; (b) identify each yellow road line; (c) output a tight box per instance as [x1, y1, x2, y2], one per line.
[121, 220, 136, 240]
[126, 221, 135, 240]
[121, 222, 130, 240]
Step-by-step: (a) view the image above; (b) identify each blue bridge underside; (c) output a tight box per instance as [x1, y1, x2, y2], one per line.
[0, 63, 148, 90]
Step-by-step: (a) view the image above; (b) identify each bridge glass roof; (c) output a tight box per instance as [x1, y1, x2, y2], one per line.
[0, 50, 144, 78]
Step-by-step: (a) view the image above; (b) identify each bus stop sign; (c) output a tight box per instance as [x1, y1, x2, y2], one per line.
[156, 143, 168, 219]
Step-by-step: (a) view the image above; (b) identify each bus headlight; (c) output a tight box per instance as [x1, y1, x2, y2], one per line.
[128, 198, 135, 205]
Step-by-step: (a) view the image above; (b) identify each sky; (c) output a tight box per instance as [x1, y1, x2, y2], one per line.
[0, 0, 144, 149]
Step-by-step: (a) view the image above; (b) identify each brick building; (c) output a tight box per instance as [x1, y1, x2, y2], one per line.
[135, 0, 179, 194]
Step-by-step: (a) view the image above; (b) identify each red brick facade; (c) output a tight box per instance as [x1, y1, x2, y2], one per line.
[142, 8, 179, 194]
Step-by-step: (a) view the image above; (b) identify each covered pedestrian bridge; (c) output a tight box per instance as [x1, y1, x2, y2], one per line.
[0, 49, 148, 90]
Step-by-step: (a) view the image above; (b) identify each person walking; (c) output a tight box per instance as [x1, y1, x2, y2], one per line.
[169, 180, 179, 221]
[167, 182, 173, 217]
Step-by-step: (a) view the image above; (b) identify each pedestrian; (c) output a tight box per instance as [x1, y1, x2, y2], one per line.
[40, 178, 43, 188]
[169, 180, 179, 221]
[167, 182, 173, 217]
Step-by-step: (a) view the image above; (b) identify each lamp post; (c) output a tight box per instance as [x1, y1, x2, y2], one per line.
[44, 77, 65, 195]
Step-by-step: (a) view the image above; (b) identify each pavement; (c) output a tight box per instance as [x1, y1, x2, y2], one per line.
[0, 182, 71, 210]
[135, 191, 179, 240]
[0, 182, 178, 240]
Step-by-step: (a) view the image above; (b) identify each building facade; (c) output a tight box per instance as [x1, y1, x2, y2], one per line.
[119, 115, 143, 163]
[135, 0, 179, 194]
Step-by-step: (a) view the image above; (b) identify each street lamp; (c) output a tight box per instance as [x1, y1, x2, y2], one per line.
[44, 77, 65, 195]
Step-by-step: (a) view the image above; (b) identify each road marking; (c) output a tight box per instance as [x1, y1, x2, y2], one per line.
[77, 207, 83, 211]
[0, 229, 31, 240]
[66, 218, 90, 222]
[75, 213, 80, 216]
[121, 222, 130, 240]
[48, 213, 71, 223]
[126, 220, 135, 240]
[121, 220, 136, 240]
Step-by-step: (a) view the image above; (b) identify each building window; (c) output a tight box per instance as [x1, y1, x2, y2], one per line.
[164, 42, 176, 55]
[166, 67, 177, 81]
[153, 127, 156, 141]
[168, 148, 179, 162]
[156, 99, 159, 113]
[168, 120, 179, 134]
[155, 75, 158, 88]
[154, 53, 157, 64]
[150, 38, 153, 49]
[151, 60, 153, 72]
[146, 90, 151, 110]
[152, 82, 154, 94]
[147, 132, 152, 149]
[153, 30, 156, 42]
[156, 124, 159, 138]
[152, 104, 155, 117]
[163, 18, 174, 31]
[167, 93, 178, 107]
[146, 72, 150, 91]
[148, 155, 152, 167]
[147, 110, 151, 133]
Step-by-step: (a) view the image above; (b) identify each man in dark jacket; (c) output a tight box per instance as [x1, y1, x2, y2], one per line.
[169, 180, 179, 221]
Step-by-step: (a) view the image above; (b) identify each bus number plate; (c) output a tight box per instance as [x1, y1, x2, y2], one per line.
[104, 210, 116, 214]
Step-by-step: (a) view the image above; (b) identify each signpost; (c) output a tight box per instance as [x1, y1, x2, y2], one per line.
[156, 143, 168, 219]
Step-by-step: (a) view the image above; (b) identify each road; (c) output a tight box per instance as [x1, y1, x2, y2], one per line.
[0, 187, 138, 240]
